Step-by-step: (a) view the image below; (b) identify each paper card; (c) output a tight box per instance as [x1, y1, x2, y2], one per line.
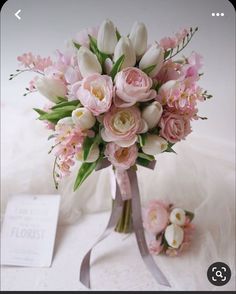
[1, 194, 60, 267]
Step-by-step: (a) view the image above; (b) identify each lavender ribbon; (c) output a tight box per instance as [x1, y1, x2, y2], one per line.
[79, 160, 171, 288]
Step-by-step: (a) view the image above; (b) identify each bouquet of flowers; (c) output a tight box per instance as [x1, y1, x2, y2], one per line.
[143, 200, 195, 257]
[11, 19, 211, 288]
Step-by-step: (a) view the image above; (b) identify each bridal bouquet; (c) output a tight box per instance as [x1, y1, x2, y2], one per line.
[12, 19, 211, 288]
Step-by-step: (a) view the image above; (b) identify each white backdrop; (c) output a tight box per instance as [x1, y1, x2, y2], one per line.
[1, 0, 235, 291]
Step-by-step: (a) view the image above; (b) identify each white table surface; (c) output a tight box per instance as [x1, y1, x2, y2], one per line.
[1, 210, 235, 291]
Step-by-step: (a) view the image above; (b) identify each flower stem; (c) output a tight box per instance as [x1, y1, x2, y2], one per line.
[114, 199, 132, 233]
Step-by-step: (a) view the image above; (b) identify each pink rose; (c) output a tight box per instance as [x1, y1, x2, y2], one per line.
[149, 239, 163, 255]
[159, 111, 192, 143]
[114, 67, 156, 107]
[101, 106, 147, 147]
[143, 201, 169, 235]
[105, 142, 138, 170]
[76, 73, 113, 115]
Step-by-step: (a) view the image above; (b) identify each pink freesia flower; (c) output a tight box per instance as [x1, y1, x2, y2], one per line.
[143, 200, 169, 235]
[101, 106, 147, 147]
[76, 73, 113, 115]
[159, 37, 177, 50]
[156, 80, 202, 118]
[17, 52, 52, 71]
[105, 142, 138, 170]
[114, 67, 156, 108]
[149, 239, 163, 255]
[159, 110, 192, 143]
[73, 26, 99, 48]
[181, 52, 203, 81]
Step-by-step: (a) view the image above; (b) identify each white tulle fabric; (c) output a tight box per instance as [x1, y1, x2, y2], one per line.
[1, 101, 235, 290]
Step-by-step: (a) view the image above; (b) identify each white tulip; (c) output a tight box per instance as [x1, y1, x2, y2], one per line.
[142, 101, 163, 129]
[76, 144, 100, 163]
[97, 19, 117, 54]
[164, 224, 184, 249]
[139, 44, 164, 77]
[129, 21, 147, 57]
[72, 107, 96, 130]
[114, 36, 136, 69]
[169, 208, 186, 226]
[35, 77, 67, 103]
[56, 117, 74, 126]
[77, 46, 102, 78]
[142, 135, 168, 155]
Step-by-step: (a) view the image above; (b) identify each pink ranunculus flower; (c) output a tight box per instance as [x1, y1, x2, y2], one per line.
[76, 73, 113, 115]
[149, 239, 163, 255]
[143, 200, 169, 235]
[114, 67, 156, 108]
[159, 111, 192, 143]
[105, 142, 138, 170]
[101, 106, 147, 147]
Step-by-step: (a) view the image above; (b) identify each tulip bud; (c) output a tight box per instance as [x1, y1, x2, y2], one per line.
[97, 19, 117, 54]
[114, 36, 136, 69]
[142, 135, 168, 155]
[169, 208, 186, 226]
[76, 144, 100, 163]
[56, 117, 74, 127]
[129, 21, 147, 58]
[77, 46, 102, 78]
[35, 77, 67, 103]
[142, 101, 163, 129]
[164, 224, 184, 248]
[72, 107, 96, 130]
[139, 44, 164, 77]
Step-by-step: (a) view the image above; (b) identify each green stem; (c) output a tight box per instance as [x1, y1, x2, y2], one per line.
[114, 199, 132, 233]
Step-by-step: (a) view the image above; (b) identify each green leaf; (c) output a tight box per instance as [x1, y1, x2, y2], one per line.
[73, 41, 81, 50]
[38, 105, 76, 123]
[116, 29, 121, 40]
[165, 142, 176, 154]
[73, 160, 99, 191]
[142, 64, 156, 75]
[33, 108, 47, 116]
[185, 210, 194, 222]
[110, 54, 125, 80]
[82, 136, 96, 161]
[57, 96, 67, 102]
[136, 157, 151, 167]
[51, 100, 80, 110]
[88, 34, 108, 65]
[48, 134, 56, 140]
[138, 134, 147, 147]
[138, 152, 155, 161]
[164, 50, 171, 59]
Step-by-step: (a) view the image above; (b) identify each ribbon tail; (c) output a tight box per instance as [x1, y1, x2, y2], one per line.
[128, 169, 171, 288]
[79, 181, 124, 288]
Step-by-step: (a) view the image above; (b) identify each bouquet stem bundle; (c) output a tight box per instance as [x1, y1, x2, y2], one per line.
[114, 199, 132, 233]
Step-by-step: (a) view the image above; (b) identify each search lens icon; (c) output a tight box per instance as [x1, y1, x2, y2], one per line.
[215, 270, 223, 278]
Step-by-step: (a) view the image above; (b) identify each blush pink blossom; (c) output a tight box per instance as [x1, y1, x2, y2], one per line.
[159, 37, 177, 50]
[114, 67, 156, 108]
[159, 111, 192, 143]
[76, 74, 113, 115]
[17, 52, 52, 71]
[148, 239, 163, 255]
[181, 51, 203, 81]
[143, 200, 169, 235]
[155, 60, 183, 84]
[101, 106, 147, 147]
[105, 142, 138, 170]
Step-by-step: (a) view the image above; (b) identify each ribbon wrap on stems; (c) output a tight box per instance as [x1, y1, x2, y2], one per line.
[79, 159, 171, 288]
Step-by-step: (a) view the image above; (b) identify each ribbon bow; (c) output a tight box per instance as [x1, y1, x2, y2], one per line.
[80, 159, 171, 288]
